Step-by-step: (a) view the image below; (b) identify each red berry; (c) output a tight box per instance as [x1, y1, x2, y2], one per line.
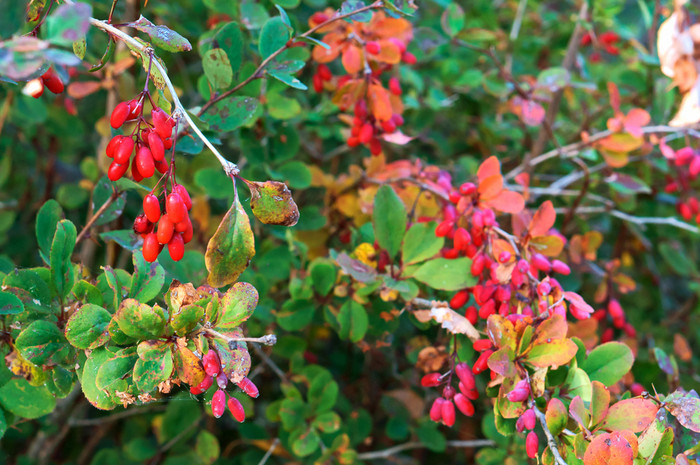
[607, 299, 624, 320]
[507, 388, 529, 403]
[401, 51, 417, 64]
[227, 396, 245, 422]
[173, 184, 192, 210]
[152, 108, 173, 139]
[25, 78, 44, 98]
[369, 138, 382, 155]
[111, 101, 131, 129]
[473, 338, 492, 352]
[147, 131, 165, 162]
[526, 431, 539, 458]
[455, 362, 475, 390]
[211, 389, 226, 418]
[478, 299, 496, 319]
[429, 398, 444, 422]
[389, 38, 407, 54]
[203, 350, 221, 377]
[391, 113, 404, 126]
[551, 259, 571, 275]
[630, 382, 644, 396]
[471, 254, 486, 276]
[472, 350, 493, 374]
[133, 214, 153, 234]
[182, 218, 194, 244]
[381, 120, 397, 133]
[105, 135, 122, 159]
[156, 215, 175, 245]
[388, 77, 402, 95]
[41, 68, 64, 94]
[126, 98, 142, 119]
[459, 182, 477, 195]
[454, 393, 474, 416]
[435, 220, 454, 237]
[359, 123, 374, 144]
[155, 157, 169, 174]
[216, 371, 228, 389]
[143, 194, 161, 223]
[450, 290, 469, 309]
[168, 233, 184, 261]
[453, 228, 471, 251]
[522, 408, 536, 430]
[421, 372, 442, 387]
[366, 41, 381, 55]
[347, 136, 360, 148]
[313, 73, 323, 92]
[107, 162, 128, 181]
[317, 64, 332, 81]
[166, 192, 187, 223]
[441, 400, 455, 426]
[237, 377, 259, 398]
[442, 385, 455, 400]
[163, 138, 173, 149]
[190, 375, 213, 395]
[142, 232, 161, 262]
[175, 215, 191, 233]
[135, 145, 155, 178]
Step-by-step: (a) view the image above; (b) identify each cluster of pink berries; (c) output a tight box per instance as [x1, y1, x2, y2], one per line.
[189, 349, 259, 422]
[106, 94, 175, 182]
[421, 362, 478, 426]
[345, 98, 405, 155]
[25, 67, 65, 98]
[592, 298, 636, 342]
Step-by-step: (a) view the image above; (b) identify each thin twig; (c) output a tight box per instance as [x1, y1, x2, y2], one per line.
[559, 206, 699, 234]
[364, 176, 450, 201]
[531, 402, 568, 465]
[200, 327, 277, 348]
[257, 438, 280, 465]
[75, 190, 121, 244]
[356, 439, 495, 460]
[252, 343, 286, 381]
[68, 405, 166, 426]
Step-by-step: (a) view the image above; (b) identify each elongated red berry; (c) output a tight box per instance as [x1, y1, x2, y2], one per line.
[111, 101, 131, 129]
[421, 372, 442, 387]
[173, 184, 192, 210]
[473, 339, 492, 352]
[41, 68, 64, 94]
[25, 78, 44, 98]
[142, 232, 161, 262]
[126, 98, 142, 119]
[216, 371, 228, 389]
[114, 137, 135, 165]
[551, 259, 571, 275]
[313, 73, 323, 92]
[429, 398, 444, 422]
[401, 51, 417, 64]
[359, 123, 374, 144]
[366, 41, 380, 54]
[453, 228, 471, 251]
[450, 290, 469, 309]
[507, 388, 529, 403]
[190, 375, 213, 395]
[454, 393, 474, 416]
[155, 157, 168, 174]
[203, 350, 221, 377]
[441, 399, 455, 426]
[133, 214, 152, 235]
[135, 145, 155, 178]
[388, 77, 402, 95]
[237, 377, 259, 398]
[522, 408, 536, 430]
[168, 233, 184, 261]
[435, 220, 454, 237]
[163, 138, 173, 149]
[212, 389, 226, 418]
[459, 182, 476, 195]
[175, 215, 191, 233]
[131, 159, 144, 182]
[317, 64, 332, 81]
[455, 362, 475, 390]
[107, 162, 128, 181]
[106, 135, 121, 158]
[156, 215, 175, 244]
[143, 194, 161, 223]
[472, 350, 493, 374]
[369, 138, 382, 155]
[228, 396, 245, 422]
[166, 193, 187, 223]
[526, 431, 539, 458]
[182, 218, 194, 243]
[152, 108, 173, 139]
[147, 131, 165, 161]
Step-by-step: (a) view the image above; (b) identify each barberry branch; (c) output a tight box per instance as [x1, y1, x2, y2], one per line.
[530, 402, 568, 465]
[197, 1, 385, 116]
[560, 206, 700, 234]
[257, 438, 280, 465]
[75, 189, 122, 244]
[200, 327, 278, 348]
[355, 439, 495, 460]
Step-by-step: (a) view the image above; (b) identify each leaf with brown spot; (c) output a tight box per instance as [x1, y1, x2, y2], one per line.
[665, 392, 700, 433]
[486, 314, 517, 350]
[246, 180, 299, 226]
[590, 381, 610, 428]
[173, 342, 205, 387]
[583, 432, 635, 465]
[600, 398, 659, 433]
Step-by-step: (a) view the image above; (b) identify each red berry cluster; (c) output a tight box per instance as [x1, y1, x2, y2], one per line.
[345, 98, 405, 155]
[661, 146, 700, 224]
[421, 361, 478, 427]
[106, 94, 175, 182]
[134, 184, 193, 262]
[190, 349, 259, 422]
[581, 30, 621, 62]
[593, 298, 636, 343]
[24, 67, 64, 98]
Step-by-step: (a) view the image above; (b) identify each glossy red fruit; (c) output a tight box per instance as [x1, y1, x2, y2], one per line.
[175, 215, 191, 233]
[152, 108, 173, 139]
[421, 372, 442, 387]
[143, 194, 161, 223]
[449, 289, 469, 309]
[313, 73, 323, 92]
[147, 131, 165, 161]
[507, 388, 529, 403]
[459, 182, 477, 196]
[156, 215, 175, 244]
[132, 156, 145, 183]
[155, 157, 169, 174]
[521, 408, 536, 430]
[401, 51, 417, 64]
[435, 220, 454, 237]
[105, 136, 121, 159]
[211, 389, 226, 418]
[190, 375, 213, 395]
[163, 138, 173, 149]
[369, 138, 382, 155]
[347, 136, 360, 148]
[41, 68, 64, 94]
[478, 299, 496, 319]
[441, 400, 456, 426]
[237, 377, 259, 398]
[114, 136, 135, 165]
[551, 259, 571, 275]
[174, 184, 192, 210]
[526, 431, 539, 458]
[216, 371, 228, 389]
[126, 98, 142, 119]
[381, 119, 397, 133]
[472, 349, 493, 374]
[310, 12, 329, 25]
[182, 218, 194, 243]
[165, 193, 187, 223]
[228, 396, 245, 422]
[453, 228, 471, 251]
[168, 233, 184, 261]
[454, 393, 475, 416]
[630, 382, 645, 396]
[142, 232, 161, 262]
[203, 350, 221, 377]
[388, 77, 402, 95]
[25, 79, 44, 98]
[365, 41, 381, 54]
[607, 299, 624, 320]
[135, 145, 155, 178]
[455, 362, 475, 390]
[359, 123, 374, 144]
[111, 101, 131, 129]
[429, 398, 444, 422]
[317, 64, 332, 81]
[133, 214, 153, 234]
[107, 162, 128, 181]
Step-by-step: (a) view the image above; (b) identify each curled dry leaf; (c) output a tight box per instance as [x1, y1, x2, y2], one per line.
[247, 180, 300, 227]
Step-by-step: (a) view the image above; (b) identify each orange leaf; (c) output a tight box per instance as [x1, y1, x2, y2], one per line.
[590, 381, 610, 427]
[341, 45, 363, 74]
[583, 432, 634, 465]
[533, 314, 569, 344]
[478, 174, 503, 199]
[374, 39, 402, 64]
[367, 83, 393, 122]
[607, 82, 621, 113]
[600, 398, 659, 432]
[596, 133, 643, 153]
[371, 16, 413, 43]
[312, 32, 344, 63]
[484, 190, 525, 214]
[477, 156, 501, 183]
[624, 108, 650, 138]
[528, 200, 556, 237]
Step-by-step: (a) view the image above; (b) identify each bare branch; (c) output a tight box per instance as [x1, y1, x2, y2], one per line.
[530, 402, 568, 465]
[200, 327, 277, 348]
[257, 438, 280, 465]
[558, 206, 699, 234]
[356, 439, 495, 460]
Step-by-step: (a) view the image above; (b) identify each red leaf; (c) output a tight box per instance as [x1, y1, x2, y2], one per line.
[342, 45, 363, 74]
[368, 83, 393, 122]
[583, 432, 635, 465]
[600, 398, 659, 433]
[607, 82, 621, 113]
[478, 174, 504, 199]
[528, 200, 556, 237]
[477, 156, 501, 183]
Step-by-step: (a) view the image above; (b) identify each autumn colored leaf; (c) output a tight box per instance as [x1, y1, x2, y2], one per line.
[532, 314, 568, 345]
[528, 234, 564, 257]
[590, 381, 610, 428]
[665, 392, 700, 433]
[600, 398, 659, 433]
[525, 339, 577, 368]
[569, 395, 590, 431]
[173, 341, 206, 387]
[342, 45, 363, 74]
[368, 83, 393, 122]
[486, 314, 517, 350]
[545, 397, 568, 436]
[583, 432, 636, 465]
[529, 200, 556, 237]
[477, 156, 501, 182]
[246, 180, 300, 226]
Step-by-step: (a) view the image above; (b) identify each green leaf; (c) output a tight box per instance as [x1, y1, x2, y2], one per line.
[203, 48, 233, 89]
[100, 230, 141, 251]
[217, 282, 258, 329]
[36, 199, 63, 264]
[214, 22, 243, 71]
[129, 251, 165, 303]
[659, 242, 697, 276]
[277, 299, 316, 331]
[125, 15, 192, 52]
[73, 38, 86, 59]
[545, 398, 567, 436]
[205, 197, 256, 288]
[372, 185, 407, 259]
[95, 347, 138, 396]
[113, 299, 168, 340]
[133, 350, 174, 393]
[416, 420, 447, 452]
[79, 348, 119, 410]
[268, 69, 307, 89]
[271, 161, 311, 189]
[309, 259, 336, 296]
[525, 339, 578, 368]
[580, 342, 634, 387]
[246, 180, 299, 226]
[72, 280, 104, 306]
[65, 303, 111, 349]
[339, 0, 372, 22]
[259, 17, 291, 59]
[291, 427, 320, 457]
[402, 222, 444, 265]
[50, 219, 77, 299]
[308, 371, 338, 413]
[0, 291, 23, 315]
[0, 378, 56, 419]
[195, 431, 220, 465]
[441, 3, 465, 37]
[15, 320, 69, 365]
[337, 300, 368, 343]
[47, 366, 75, 398]
[3, 269, 53, 313]
[170, 304, 204, 336]
[200, 96, 259, 132]
[409, 257, 476, 291]
[45, 2, 92, 47]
